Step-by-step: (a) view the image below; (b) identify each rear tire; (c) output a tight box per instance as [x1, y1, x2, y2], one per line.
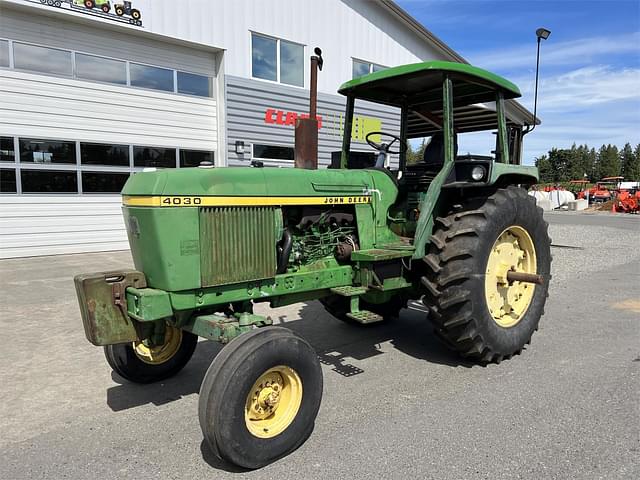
[198, 327, 322, 469]
[422, 186, 551, 363]
[104, 326, 197, 383]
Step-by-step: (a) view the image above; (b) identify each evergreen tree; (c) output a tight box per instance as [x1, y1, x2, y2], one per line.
[620, 143, 640, 181]
[406, 138, 426, 166]
[535, 154, 552, 182]
[567, 143, 589, 181]
[547, 148, 572, 182]
[588, 147, 599, 181]
[598, 144, 620, 178]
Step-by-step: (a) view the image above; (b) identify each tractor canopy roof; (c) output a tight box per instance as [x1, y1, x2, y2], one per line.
[338, 61, 522, 137]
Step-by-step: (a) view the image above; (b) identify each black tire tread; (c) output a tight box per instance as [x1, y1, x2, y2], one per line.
[422, 186, 551, 364]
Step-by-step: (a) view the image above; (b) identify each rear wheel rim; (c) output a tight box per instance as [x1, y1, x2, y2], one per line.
[133, 326, 182, 364]
[485, 226, 537, 328]
[244, 365, 303, 439]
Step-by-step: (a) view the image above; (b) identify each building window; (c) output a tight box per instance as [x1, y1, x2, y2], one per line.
[0, 39, 9, 67]
[130, 63, 174, 92]
[133, 146, 176, 168]
[80, 143, 129, 167]
[75, 53, 127, 85]
[280, 40, 304, 87]
[253, 144, 294, 162]
[1, 137, 15, 162]
[4, 38, 214, 98]
[0, 168, 17, 193]
[13, 42, 72, 76]
[352, 59, 386, 78]
[21, 169, 77, 193]
[179, 149, 214, 167]
[251, 33, 304, 87]
[177, 71, 211, 97]
[82, 171, 130, 193]
[19, 138, 76, 164]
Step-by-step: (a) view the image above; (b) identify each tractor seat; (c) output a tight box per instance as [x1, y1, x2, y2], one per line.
[422, 132, 458, 169]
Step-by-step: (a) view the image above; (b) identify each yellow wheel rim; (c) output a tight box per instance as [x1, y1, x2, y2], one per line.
[133, 326, 182, 365]
[244, 366, 303, 439]
[485, 226, 537, 328]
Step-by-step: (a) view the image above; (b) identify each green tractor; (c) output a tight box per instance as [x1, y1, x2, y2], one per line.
[74, 0, 112, 14]
[75, 60, 550, 468]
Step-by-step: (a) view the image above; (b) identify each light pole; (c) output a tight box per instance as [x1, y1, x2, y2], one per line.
[525, 27, 551, 134]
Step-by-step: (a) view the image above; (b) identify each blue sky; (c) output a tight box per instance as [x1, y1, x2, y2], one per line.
[396, 0, 640, 164]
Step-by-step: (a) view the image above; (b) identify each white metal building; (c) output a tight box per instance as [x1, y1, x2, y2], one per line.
[0, 0, 533, 258]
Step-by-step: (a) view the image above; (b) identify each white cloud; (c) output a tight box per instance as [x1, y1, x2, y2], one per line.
[453, 64, 640, 164]
[469, 32, 640, 71]
[514, 65, 640, 111]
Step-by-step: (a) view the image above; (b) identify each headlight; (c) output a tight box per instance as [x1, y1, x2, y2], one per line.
[471, 166, 486, 181]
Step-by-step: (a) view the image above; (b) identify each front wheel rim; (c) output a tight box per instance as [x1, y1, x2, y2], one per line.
[244, 366, 303, 439]
[132, 326, 182, 364]
[485, 226, 537, 328]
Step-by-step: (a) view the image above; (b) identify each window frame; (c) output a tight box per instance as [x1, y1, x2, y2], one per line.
[129, 61, 176, 93]
[74, 52, 128, 86]
[12, 41, 73, 78]
[251, 143, 295, 164]
[0, 167, 18, 194]
[0, 135, 217, 195]
[0, 37, 214, 98]
[0, 38, 10, 68]
[352, 58, 387, 79]
[250, 32, 305, 88]
[132, 145, 179, 169]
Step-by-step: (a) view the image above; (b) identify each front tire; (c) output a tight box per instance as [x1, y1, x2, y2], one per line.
[198, 327, 323, 469]
[422, 186, 551, 363]
[104, 325, 197, 383]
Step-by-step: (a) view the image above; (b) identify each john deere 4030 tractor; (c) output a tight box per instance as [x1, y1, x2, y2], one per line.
[75, 60, 550, 468]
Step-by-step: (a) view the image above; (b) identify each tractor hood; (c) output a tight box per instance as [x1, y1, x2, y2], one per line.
[122, 167, 386, 202]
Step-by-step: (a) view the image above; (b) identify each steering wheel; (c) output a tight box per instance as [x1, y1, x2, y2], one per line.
[366, 131, 408, 155]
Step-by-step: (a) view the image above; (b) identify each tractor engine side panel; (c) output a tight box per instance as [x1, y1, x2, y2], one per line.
[123, 206, 201, 292]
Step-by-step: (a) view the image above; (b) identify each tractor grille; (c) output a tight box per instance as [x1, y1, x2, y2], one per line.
[199, 207, 277, 287]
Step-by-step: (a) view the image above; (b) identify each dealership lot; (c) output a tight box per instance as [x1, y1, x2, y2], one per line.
[0, 212, 638, 480]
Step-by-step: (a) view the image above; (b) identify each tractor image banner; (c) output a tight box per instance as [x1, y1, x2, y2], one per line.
[38, 0, 143, 26]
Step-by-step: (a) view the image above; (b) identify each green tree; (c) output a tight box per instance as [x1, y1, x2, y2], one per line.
[567, 143, 591, 181]
[598, 144, 621, 178]
[587, 147, 599, 181]
[535, 154, 553, 183]
[547, 148, 572, 182]
[620, 143, 640, 181]
[406, 138, 426, 166]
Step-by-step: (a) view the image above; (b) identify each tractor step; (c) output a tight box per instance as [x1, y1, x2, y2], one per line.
[330, 286, 368, 297]
[350, 248, 414, 261]
[346, 310, 384, 324]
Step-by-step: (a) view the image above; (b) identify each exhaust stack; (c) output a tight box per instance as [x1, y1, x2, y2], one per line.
[294, 47, 323, 169]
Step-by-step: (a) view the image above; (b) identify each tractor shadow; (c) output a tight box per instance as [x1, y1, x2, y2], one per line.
[105, 299, 470, 412]
[285, 300, 473, 377]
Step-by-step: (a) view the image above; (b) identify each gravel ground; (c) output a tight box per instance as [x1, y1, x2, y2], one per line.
[548, 223, 640, 283]
[0, 212, 638, 480]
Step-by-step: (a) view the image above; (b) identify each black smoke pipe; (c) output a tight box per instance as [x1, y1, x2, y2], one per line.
[277, 229, 293, 274]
